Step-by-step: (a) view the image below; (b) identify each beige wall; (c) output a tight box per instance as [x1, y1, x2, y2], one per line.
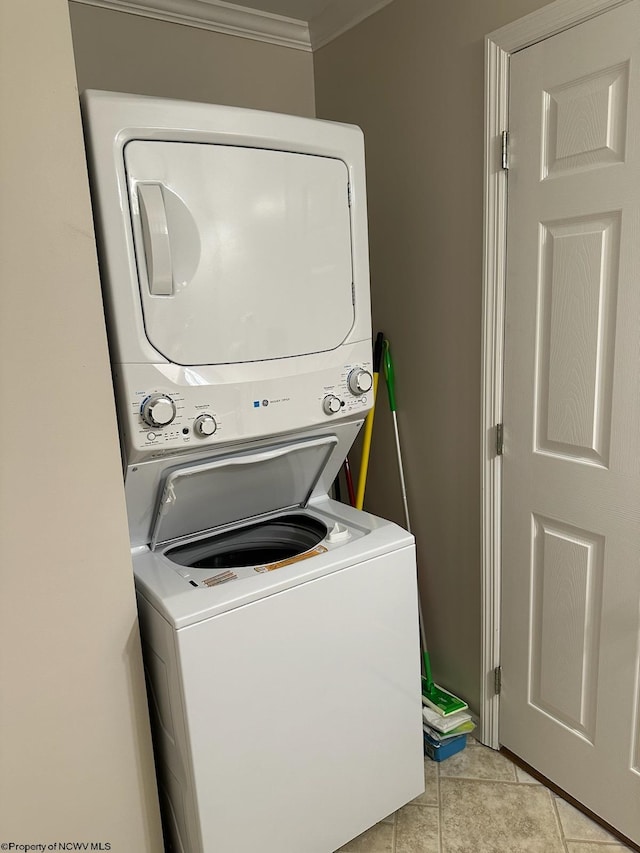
[0, 0, 162, 847]
[314, 0, 552, 712]
[69, 2, 316, 116]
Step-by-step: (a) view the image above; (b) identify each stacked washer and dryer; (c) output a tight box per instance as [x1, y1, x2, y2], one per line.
[82, 91, 423, 853]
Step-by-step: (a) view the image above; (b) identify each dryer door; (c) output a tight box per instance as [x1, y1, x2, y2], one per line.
[124, 141, 354, 366]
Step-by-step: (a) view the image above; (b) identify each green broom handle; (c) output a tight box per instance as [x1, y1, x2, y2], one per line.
[383, 338, 429, 669]
[382, 339, 410, 530]
[382, 339, 397, 412]
[423, 650, 434, 692]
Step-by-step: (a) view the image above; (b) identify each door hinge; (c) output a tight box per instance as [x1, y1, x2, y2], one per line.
[494, 665, 502, 696]
[351, 281, 355, 305]
[347, 182, 352, 206]
[501, 130, 509, 170]
[496, 423, 504, 456]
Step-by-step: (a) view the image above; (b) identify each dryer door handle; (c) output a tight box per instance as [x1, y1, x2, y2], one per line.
[138, 183, 173, 296]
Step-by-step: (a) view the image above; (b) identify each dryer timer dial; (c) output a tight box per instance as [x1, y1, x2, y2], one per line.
[140, 394, 176, 428]
[194, 414, 217, 437]
[348, 368, 373, 396]
[323, 395, 342, 415]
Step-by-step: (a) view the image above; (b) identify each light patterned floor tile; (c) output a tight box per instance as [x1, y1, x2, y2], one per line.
[555, 798, 625, 844]
[336, 820, 394, 852]
[439, 742, 517, 782]
[516, 766, 542, 785]
[440, 777, 565, 853]
[566, 843, 635, 852]
[395, 805, 440, 853]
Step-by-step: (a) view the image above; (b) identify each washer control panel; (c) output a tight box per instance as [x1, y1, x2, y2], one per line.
[116, 349, 373, 462]
[319, 363, 373, 418]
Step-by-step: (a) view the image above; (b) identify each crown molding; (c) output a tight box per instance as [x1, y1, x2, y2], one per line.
[71, 0, 312, 51]
[72, 0, 395, 51]
[309, 0, 394, 50]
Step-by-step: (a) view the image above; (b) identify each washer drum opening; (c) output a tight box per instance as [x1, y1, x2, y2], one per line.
[165, 514, 328, 570]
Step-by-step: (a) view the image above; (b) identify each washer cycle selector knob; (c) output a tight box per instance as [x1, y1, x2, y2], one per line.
[348, 368, 373, 396]
[194, 414, 217, 437]
[140, 394, 176, 428]
[323, 395, 342, 415]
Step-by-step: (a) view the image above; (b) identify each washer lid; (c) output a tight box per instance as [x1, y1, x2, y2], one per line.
[149, 435, 338, 549]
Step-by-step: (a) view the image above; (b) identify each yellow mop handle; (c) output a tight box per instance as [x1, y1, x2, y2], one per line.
[355, 332, 384, 510]
[355, 372, 379, 509]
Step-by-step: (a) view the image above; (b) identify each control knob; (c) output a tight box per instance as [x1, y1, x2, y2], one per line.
[194, 413, 217, 437]
[140, 393, 176, 428]
[348, 367, 373, 396]
[322, 395, 342, 416]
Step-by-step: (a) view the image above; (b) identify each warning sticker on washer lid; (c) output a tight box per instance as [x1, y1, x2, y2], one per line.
[254, 545, 328, 573]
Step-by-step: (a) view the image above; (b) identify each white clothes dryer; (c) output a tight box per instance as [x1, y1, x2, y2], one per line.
[81, 90, 374, 465]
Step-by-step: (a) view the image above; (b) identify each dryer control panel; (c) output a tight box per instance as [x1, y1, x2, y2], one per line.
[114, 344, 373, 464]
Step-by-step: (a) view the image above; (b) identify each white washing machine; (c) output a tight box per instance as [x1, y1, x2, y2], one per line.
[82, 91, 424, 853]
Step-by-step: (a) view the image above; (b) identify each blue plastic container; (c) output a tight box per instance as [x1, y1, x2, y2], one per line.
[423, 731, 467, 762]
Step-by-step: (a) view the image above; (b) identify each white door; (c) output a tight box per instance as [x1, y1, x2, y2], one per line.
[500, 2, 640, 843]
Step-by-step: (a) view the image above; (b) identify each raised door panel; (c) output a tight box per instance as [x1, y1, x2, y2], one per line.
[543, 62, 629, 177]
[535, 213, 620, 465]
[530, 516, 604, 741]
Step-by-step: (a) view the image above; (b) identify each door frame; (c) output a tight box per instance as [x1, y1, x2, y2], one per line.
[480, 0, 632, 749]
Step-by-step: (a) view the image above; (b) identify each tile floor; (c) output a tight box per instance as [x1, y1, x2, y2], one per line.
[336, 738, 637, 853]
